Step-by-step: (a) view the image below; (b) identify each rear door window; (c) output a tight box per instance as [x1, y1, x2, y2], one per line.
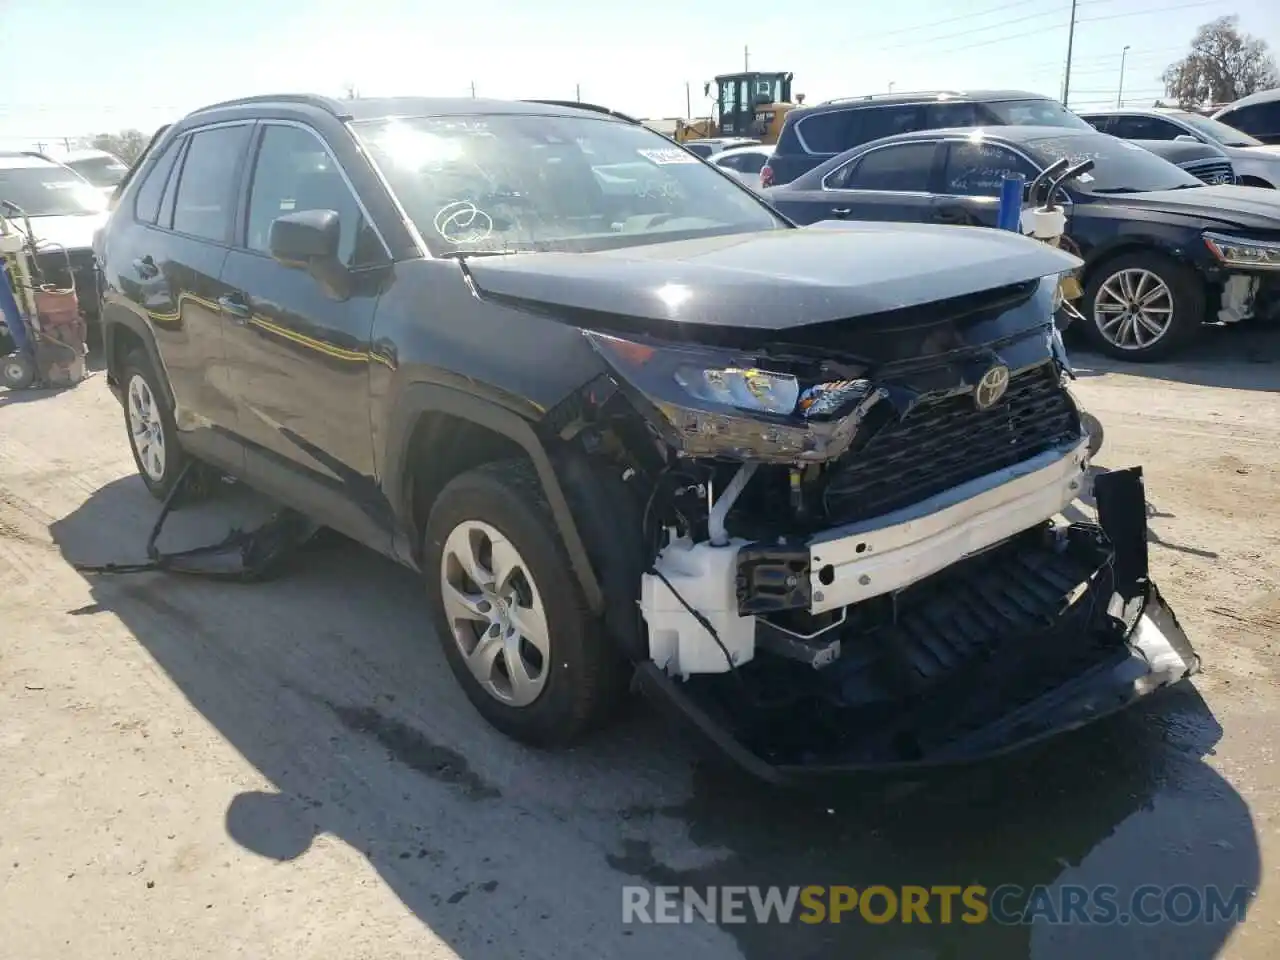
[685, 143, 714, 158]
[843, 142, 937, 191]
[797, 111, 854, 154]
[1108, 115, 1183, 140]
[858, 105, 928, 144]
[929, 102, 982, 129]
[1082, 115, 1115, 133]
[132, 138, 182, 225]
[170, 124, 252, 243]
[942, 141, 1037, 196]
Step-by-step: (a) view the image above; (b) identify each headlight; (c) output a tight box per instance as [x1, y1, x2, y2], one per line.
[1203, 232, 1280, 270]
[582, 330, 877, 463]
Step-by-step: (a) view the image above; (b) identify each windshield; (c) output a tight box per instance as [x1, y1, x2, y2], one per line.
[983, 99, 1092, 130]
[1171, 112, 1263, 148]
[351, 113, 784, 255]
[67, 155, 129, 188]
[0, 164, 106, 216]
[1026, 133, 1203, 194]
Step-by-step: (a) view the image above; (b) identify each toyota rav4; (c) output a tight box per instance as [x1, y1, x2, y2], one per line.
[95, 94, 1198, 781]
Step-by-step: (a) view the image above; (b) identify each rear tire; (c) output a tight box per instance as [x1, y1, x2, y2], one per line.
[1081, 251, 1204, 362]
[120, 348, 189, 500]
[422, 459, 625, 747]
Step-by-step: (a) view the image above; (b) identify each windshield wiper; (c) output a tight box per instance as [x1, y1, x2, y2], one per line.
[437, 249, 527, 259]
[1088, 187, 1144, 194]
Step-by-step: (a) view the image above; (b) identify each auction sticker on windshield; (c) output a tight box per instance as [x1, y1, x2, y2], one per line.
[638, 148, 699, 165]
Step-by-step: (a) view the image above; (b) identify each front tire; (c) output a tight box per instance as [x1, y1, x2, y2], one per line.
[422, 459, 624, 747]
[121, 349, 188, 500]
[1081, 251, 1205, 361]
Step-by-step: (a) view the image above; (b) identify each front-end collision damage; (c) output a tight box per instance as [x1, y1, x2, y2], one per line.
[540, 273, 1197, 780]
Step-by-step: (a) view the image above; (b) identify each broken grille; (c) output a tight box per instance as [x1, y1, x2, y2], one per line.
[823, 361, 1080, 524]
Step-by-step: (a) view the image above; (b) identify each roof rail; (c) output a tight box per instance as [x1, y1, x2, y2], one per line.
[187, 93, 345, 117]
[819, 89, 961, 105]
[521, 99, 642, 124]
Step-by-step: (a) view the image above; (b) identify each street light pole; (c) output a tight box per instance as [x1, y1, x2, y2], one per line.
[1117, 45, 1131, 107]
[888, 81, 895, 93]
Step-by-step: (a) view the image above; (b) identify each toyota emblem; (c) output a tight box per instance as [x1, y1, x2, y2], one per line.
[975, 365, 1011, 410]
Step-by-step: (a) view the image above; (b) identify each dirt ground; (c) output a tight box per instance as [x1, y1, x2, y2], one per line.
[1, 326, 1278, 960]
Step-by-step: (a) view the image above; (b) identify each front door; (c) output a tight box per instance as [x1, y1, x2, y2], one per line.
[218, 121, 394, 549]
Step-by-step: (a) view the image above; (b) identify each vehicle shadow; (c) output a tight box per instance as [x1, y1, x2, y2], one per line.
[48, 476, 1260, 959]
[1067, 323, 1280, 391]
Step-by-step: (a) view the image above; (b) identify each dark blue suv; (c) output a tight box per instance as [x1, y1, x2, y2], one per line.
[764, 89, 1092, 186]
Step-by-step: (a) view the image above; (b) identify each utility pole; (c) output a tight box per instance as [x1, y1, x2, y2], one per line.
[1117, 45, 1131, 107]
[575, 83, 581, 102]
[1061, 0, 1078, 106]
[744, 45, 749, 71]
[685, 81, 692, 118]
[470, 81, 476, 99]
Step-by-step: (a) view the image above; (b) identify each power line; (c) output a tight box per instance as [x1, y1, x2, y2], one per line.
[866, 0, 1056, 40]
[876, 6, 1069, 53]
[1077, 0, 1224, 24]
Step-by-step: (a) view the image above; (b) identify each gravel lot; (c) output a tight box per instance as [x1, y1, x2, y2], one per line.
[2, 326, 1278, 960]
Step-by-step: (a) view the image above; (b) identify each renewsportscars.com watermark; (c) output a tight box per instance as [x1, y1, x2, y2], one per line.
[622, 884, 1253, 926]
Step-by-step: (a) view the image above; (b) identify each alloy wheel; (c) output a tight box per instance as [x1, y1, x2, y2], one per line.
[1092, 268, 1175, 351]
[439, 519, 551, 707]
[127, 374, 166, 482]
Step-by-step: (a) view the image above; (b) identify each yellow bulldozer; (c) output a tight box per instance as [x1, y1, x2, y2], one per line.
[669, 71, 801, 145]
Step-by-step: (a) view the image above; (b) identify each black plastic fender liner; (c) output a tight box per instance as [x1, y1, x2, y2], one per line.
[381, 381, 605, 614]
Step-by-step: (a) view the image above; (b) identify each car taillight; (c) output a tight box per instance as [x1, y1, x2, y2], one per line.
[760, 164, 774, 188]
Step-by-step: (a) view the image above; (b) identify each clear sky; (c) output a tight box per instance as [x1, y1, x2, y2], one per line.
[1, 0, 1276, 151]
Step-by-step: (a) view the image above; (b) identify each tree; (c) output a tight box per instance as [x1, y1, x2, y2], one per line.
[81, 129, 151, 164]
[1162, 16, 1279, 108]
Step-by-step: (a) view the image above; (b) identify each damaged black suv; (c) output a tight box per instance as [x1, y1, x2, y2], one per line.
[96, 94, 1199, 781]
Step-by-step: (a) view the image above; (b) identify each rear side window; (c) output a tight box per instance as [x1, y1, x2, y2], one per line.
[858, 106, 927, 144]
[171, 124, 252, 242]
[843, 142, 936, 191]
[1082, 115, 1115, 133]
[1108, 115, 1183, 140]
[943, 141, 1036, 196]
[1221, 102, 1280, 137]
[686, 143, 714, 158]
[930, 102, 982, 128]
[132, 138, 181, 224]
[797, 111, 853, 154]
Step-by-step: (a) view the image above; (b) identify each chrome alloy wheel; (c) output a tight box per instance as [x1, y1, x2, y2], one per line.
[127, 373, 166, 482]
[439, 519, 550, 707]
[1093, 268, 1175, 351]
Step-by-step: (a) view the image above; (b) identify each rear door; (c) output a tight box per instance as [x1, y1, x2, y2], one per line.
[935, 139, 1040, 228]
[108, 122, 253, 472]
[772, 141, 941, 225]
[218, 120, 394, 549]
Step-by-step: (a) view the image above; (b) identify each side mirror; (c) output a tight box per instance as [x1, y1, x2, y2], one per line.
[268, 209, 350, 300]
[1174, 134, 1199, 143]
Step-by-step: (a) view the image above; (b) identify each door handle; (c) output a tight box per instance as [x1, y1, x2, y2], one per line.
[133, 255, 159, 279]
[934, 205, 973, 225]
[217, 293, 251, 323]
[830, 207, 852, 218]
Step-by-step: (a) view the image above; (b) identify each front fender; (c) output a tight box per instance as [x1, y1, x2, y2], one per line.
[381, 381, 605, 614]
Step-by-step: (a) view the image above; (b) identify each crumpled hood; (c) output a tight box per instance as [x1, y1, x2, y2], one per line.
[22, 212, 105, 252]
[463, 221, 1081, 330]
[1103, 184, 1280, 230]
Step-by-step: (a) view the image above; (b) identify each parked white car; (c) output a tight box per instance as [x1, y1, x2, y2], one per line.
[1079, 108, 1280, 189]
[681, 137, 760, 158]
[709, 144, 775, 188]
[31, 146, 129, 198]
